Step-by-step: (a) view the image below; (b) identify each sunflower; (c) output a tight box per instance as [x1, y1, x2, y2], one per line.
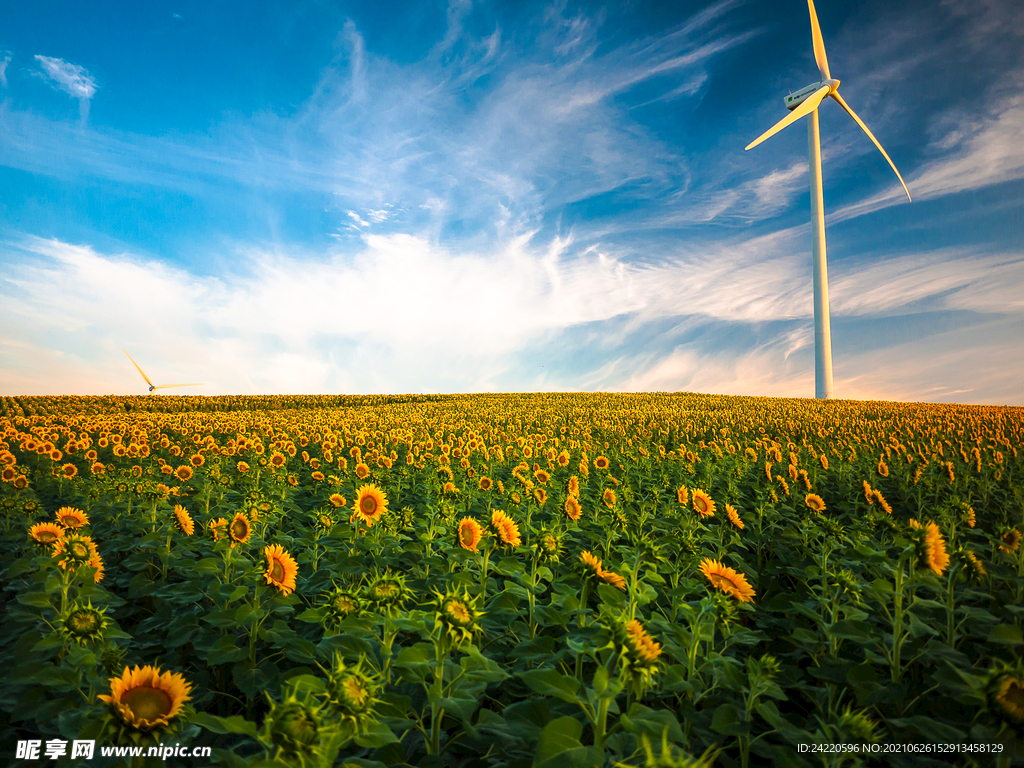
[533, 487, 548, 505]
[1000, 528, 1022, 554]
[964, 507, 976, 528]
[491, 510, 522, 548]
[699, 558, 756, 603]
[804, 493, 826, 513]
[328, 493, 347, 508]
[625, 619, 663, 665]
[580, 550, 604, 579]
[57, 601, 108, 645]
[324, 588, 362, 624]
[877, 457, 889, 477]
[873, 490, 893, 515]
[208, 517, 227, 541]
[55, 507, 89, 529]
[687, 489, 714, 518]
[478, 476, 493, 491]
[311, 471, 325, 482]
[237, 461, 250, 474]
[29, 522, 65, 546]
[994, 674, 1024, 723]
[764, 462, 773, 482]
[602, 488, 617, 508]
[353, 484, 388, 527]
[270, 451, 287, 469]
[53, 534, 99, 572]
[355, 463, 370, 479]
[61, 463, 78, 479]
[190, 454, 205, 468]
[534, 469, 550, 484]
[175, 465, 193, 482]
[920, 521, 950, 575]
[564, 495, 582, 521]
[594, 455, 610, 470]
[457, 517, 484, 552]
[264, 544, 299, 596]
[98, 665, 192, 731]
[228, 512, 251, 546]
[600, 569, 627, 590]
[676, 486, 689, 506]
[172, 505, 194, 536]
[725, 504, 745, 530]
[434, 588, 484, 647]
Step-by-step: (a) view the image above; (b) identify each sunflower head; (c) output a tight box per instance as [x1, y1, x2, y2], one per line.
[490, 509, 522, 548]
[53, 533, 99, 571]
[989, 666, 1024, 724]
[604, 613, 663, 696]
[833, 704, 881, 744]
[323, 587, 363, 626]
[228, 512, 251, 547]
[699, 558, 756, 603]
[55, 506, 89, 529]
[98, 665, 192, 732]
[535, 528, 564, 563]
[208, 517, 228, 541]
[172, 505, 195, 536]
[908, 520, 950, 575]
[263, 687, 323, 758]
[563, 495, 582, 521]
[29, 521, 65, 547]
[365, 571, 412, 613]
[324, 655, 381, 730]
[804, 493, 826, 513]
[725, 504, 745, 530]
[433, 587, 485, 649]
[57, 600, 109, 645]
[457, 517, 484, 552]
[691, 489, 715, 518]
[263, 544, 299, 596]
[999, 527, 1022, 554]
[353, 484, 388, 527]
[954, 546, 987, 584]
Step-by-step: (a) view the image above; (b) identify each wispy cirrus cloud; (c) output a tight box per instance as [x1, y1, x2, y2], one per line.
[33, 55, 98, 121]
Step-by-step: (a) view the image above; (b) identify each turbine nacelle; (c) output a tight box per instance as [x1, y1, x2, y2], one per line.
[785, 79, 840, 110]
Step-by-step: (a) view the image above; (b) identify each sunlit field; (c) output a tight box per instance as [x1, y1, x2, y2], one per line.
[1, 392, 1023, 767]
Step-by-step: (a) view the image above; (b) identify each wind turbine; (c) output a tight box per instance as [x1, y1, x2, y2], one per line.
[122, 348, 202, 395]
[745, 0, 911, 399]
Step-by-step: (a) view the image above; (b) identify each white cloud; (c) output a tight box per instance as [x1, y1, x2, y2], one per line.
[0, 51, 11, 88]
[33, 55, 97, 121]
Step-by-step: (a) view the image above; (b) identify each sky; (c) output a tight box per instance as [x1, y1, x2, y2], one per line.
[1, 0, 1023, 404]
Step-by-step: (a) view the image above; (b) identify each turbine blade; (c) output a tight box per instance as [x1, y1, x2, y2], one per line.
[745, 85, 830, 151]
[830, 91, 912, 201]
[807, 0, 831, 80]
[122, 348, 154, 387]
[153, 384, 203, 389]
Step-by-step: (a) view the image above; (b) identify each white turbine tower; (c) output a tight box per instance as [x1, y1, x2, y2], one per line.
[746, 0, 911, 399]
[122, 349, 202, 395]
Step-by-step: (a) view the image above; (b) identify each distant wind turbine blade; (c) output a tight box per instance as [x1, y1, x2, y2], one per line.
[152, 384, 203, 389]
[122, 348, 154, 387]
[807, 0, 831, 81]
[745, 84, 830, 151]
[830, 91, 912, 201]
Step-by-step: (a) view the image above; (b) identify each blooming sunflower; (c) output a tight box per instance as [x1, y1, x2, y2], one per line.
[270, 451, 286, 469]
[55, 506, 89, 529]
[533, 487, 548, 505]
[594, 455, 610, 470]
[175, 465, 193, 482]
[208, 517, 227, 541]
[491, 510, 521, 548]
[625, 619, 663, 665]
[457, 517, 484, 552]
[872, 490, 893, 515]
[602, 488, 617, 508]
[354, 463, 370, 480]
[912, 520, 950, 575]
[29, 522, 65, 546]
[172, 505, 194, 536]
[228, 512, 251, 546]
[676, 486, 689, 506]
[564, 495, 582, 521]
[725, 504, 745, 530]
[1000, 528, 1022, 554]
[994, 673, 1024, 723]
[98, 665, 192, 731]
[433, 588, 484, 648]
[877, 458, 889, 477]
[264, 544, 299, 596]
[478, 476, 493, 491]
[61, 463, 78, 479]
[699, 558, 756, 603]
[189, 454, 205, 468]
[328, 493, 347, 508]
[691, 489, 715, 518]
[53, 534, 99, 572]
[237, 461, 249, 474]
[579, 550, 604, 579]
[600, 569, 627, 590]
[804, 493, 826, 513]
[353, 484, 388, 527]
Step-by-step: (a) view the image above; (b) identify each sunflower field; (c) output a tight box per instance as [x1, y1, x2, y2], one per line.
[1, 392, 1023, 768]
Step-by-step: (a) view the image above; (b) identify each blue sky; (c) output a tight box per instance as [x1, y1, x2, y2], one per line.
[2, 0, 1022, 403]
